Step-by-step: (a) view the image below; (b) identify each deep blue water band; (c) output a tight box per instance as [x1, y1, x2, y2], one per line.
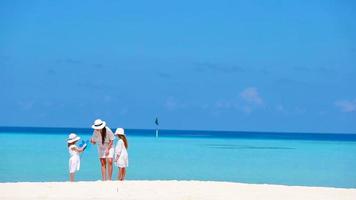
[1, 126, 356, 141]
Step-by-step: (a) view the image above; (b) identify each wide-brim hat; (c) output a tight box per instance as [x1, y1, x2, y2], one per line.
[115, 128, 125, 136]
[92, 119, 106, 129]
[67, 133, 80, 143]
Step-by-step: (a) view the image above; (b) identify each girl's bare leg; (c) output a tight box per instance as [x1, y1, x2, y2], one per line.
[122, 168, 126, 180]
[100, 158, 107, 181]
[70, 173, 75, 182]
[107, 158, 113, 180]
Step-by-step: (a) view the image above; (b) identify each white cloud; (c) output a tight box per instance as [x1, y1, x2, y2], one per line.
[294, 107, 307, 114]
[164, 97, 177, 110]
[276, 105, 285, 112]
[17, 100, 34, 110]
[335, 99, 356, 112]
[275, 105, 307, 115]
[200, 103, 210, 110]
[119, 107, 128, 116]
[241, 106, 253, 114]
[210, 87, 264, 114]
[104, 95, 112, 103]
[215, 100, 233, 109]
[164, 96, 185, 111]
[240, 87, 263, 105]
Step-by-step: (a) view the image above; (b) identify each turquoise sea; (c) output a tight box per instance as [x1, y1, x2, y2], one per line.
[0, 127, 356, 188]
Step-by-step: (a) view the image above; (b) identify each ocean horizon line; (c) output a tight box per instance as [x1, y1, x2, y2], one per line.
[1, 126, 356, 141]
[0, 125, 356, 135]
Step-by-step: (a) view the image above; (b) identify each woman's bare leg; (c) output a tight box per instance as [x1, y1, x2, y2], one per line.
[117, 168, 121, 180]
[107, 158, 113, 180]
[119, 168, 126, 181]
[70, 173, 75, 182]
[118, 168, 122, 181]
[100, 158, 107, 181]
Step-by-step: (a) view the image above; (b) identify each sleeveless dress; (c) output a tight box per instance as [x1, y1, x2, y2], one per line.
[114, 139, 129, 168]
[91, 127, 115, 158]
[68, 145, 80, 173]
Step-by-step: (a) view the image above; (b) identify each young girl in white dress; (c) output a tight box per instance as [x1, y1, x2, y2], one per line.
[114, 128, 129, 181]
[67, 133, 86, 182]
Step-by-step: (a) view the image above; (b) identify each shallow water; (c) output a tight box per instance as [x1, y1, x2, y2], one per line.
[0, 128, 356, 188]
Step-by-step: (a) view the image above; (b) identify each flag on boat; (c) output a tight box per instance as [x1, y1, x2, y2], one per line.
[155, 117, 159, 126]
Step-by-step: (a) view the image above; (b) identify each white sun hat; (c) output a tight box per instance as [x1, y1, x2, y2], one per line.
[115, 128, 125, 136]
[67, 133, 80, 143]
[92, 119, 106, 129]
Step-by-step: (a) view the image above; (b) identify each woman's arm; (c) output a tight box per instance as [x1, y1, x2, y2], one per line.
[105, 140, 113, 156]
[90, 131, 97, 144]
[108, 140, 113, 149]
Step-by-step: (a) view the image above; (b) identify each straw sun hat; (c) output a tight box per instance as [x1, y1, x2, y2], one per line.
[67, 133, 80, 143]
[92, 119, 106, 130]
[115, 128, 125, 136]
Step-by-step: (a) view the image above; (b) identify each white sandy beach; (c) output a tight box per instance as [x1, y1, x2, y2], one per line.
[1, 180, 355, 200]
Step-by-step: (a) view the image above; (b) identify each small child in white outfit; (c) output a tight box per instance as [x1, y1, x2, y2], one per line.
[67, 133, 86, 182]
[114, 128, 129, 181]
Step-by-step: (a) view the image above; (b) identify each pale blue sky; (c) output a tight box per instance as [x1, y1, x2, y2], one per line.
[1, 0, 355, 133]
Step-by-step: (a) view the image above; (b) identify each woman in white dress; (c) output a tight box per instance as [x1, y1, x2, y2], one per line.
[114, 128, 129, 181]
[90, 119, 115, 180]
[67, 133, 85, 182]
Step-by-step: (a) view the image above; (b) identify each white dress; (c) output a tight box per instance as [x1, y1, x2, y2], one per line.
[114, 139, 129, 168]
[91, 127, 115, 158]
[68, 145, 80, 173]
